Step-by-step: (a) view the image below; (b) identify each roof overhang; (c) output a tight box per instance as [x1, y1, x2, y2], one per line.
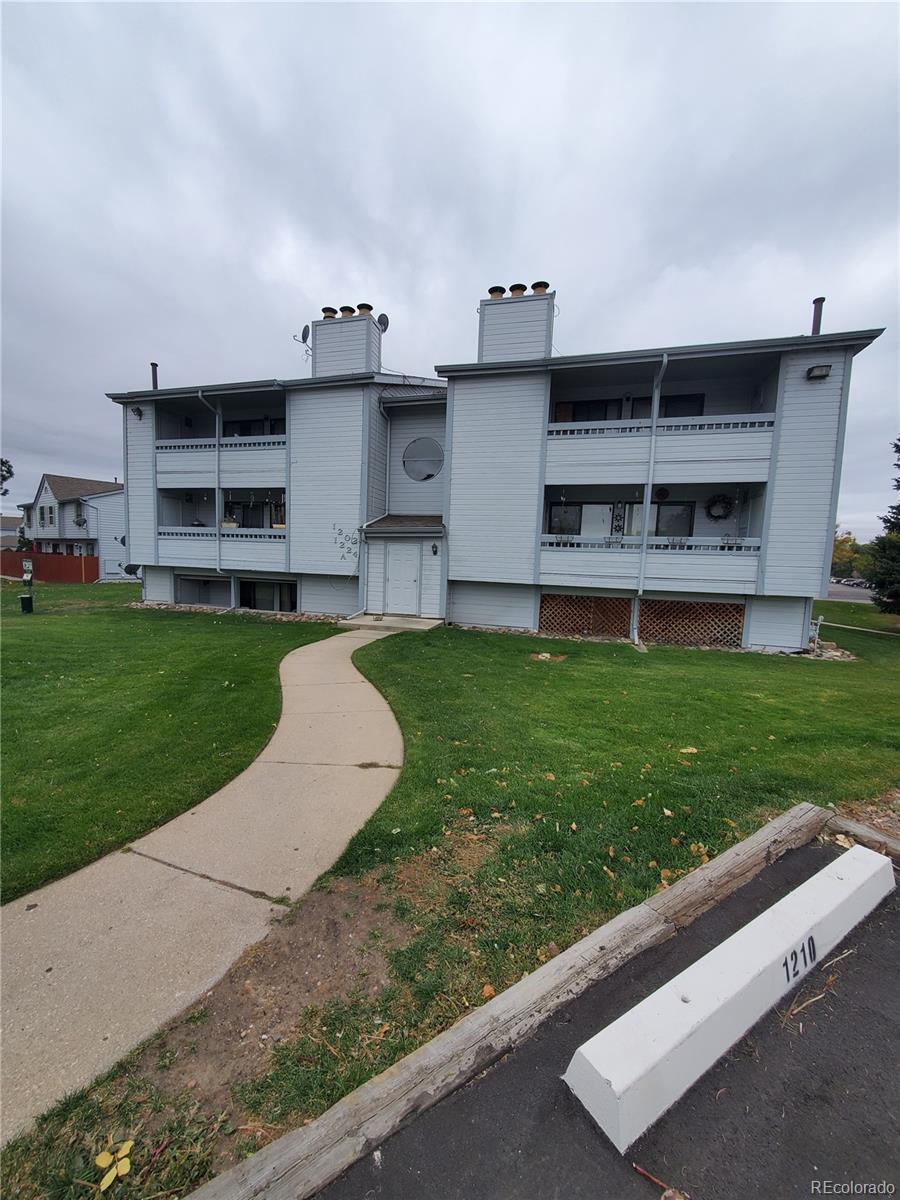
[107, 371, 445, 404]
[434, 328, 885, 379]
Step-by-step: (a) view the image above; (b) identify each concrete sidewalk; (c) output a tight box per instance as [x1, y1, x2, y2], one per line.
[1, 629, 401, 1143]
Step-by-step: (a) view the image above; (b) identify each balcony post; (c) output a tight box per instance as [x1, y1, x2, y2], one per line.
[636, 354, 668, 595]
[198, 388, 222, 574]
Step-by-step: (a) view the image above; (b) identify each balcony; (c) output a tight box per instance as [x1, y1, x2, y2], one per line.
[158, 527, 288, 570]
[539, 534, 760, 594]
[546, 413, 775, 485]
[155, 434, 287, 489]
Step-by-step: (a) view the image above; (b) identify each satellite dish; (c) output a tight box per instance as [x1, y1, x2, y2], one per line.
[118, 535, 126, 545]
[123, 563, 141, 576]
[301, 324, 310, 345]
[377, 313, 389, 333]
[73, 516, 87, 527]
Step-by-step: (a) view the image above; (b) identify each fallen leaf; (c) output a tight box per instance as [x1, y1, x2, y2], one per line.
[458, 807, 473, 816]
[95, 1152, 114, 1170]
[100, 1167, 118, 1192]
[544, 772, 556, 781]
[570, 822, 578, 831]
[679, 747, 699, 754]
[833, 833, 854, 849]
[116, 1160, 131, 1178]
[632, 797, 645, 807]
[116, 1142, 134, 1160]
[663, 808, 674, 818]
[607, 846, 615, 858]
[482, 983, 496, 1000]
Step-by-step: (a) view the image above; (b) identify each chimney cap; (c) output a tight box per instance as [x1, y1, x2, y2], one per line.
[531, 280, 550, 293]
[357, 302, 374, 314]
[487, 285, 506, 298]
[509, 283, 527, 293]
[321, 306, 338, 317]
[339, 305, 356, 316]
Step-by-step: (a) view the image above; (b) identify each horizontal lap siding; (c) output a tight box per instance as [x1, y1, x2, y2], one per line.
[219, 447, 285, 488]
[311, 319, 371, 377]
[540, 549, 639, 590]
[643, 551, 757, 593]
[388, 405, 446, 514]
[420, 541, 442, 616]
[479, 296, 553, 363]
[367, 400, 388, 520]
[744, 595, 809, 650]
[289, 386, 364, 575]
[156, 450, 215, 488]
[761, 351, 850, 596]
[449, 581, 537, 629]
[366, 540, 385, 613]
[448, 373, 547, 583]
[143, 566, 174, 603]
[301, 573, 359, 616]
[127, 403, 157, 563]
[654, 430, 772, 483]
[91, 492, 126, 579]
[546, 436, 649, 484]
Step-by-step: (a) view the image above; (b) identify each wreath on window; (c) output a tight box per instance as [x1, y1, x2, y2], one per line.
[705, 493, 735, 522]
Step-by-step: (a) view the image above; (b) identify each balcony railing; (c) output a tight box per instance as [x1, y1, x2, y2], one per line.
[547, 413, 774, 439]
[155, 435, 287, 451]
[158, 527, 286, 541]
[541, 534, 761, 553]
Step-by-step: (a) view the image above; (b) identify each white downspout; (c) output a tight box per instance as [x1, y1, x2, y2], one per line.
[198, 389, 223, 575]
[635, 354, 669, 618]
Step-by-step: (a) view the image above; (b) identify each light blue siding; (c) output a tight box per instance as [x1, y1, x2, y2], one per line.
[88, 490, 127, 579]
[311, 316, 380, 377]
[289, 385, 364, 574]
[367, 397, 389, 519]
[143, 565, 174, 603]
[479, 295, 554, 363]
[365, 540, 385, 613]
[448, 372, 547, 583]
[420, 540, 443, 616]
[126, 402, 157, 563]
[388, 404, 446, 514]
[744, 595, 808, 650]
[449, 581, 537, 629]
[759, 350, 851, 597]
[301, 573, 360, 615]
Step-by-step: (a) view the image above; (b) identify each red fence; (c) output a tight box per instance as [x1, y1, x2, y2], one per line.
[1, 550, 100, 583]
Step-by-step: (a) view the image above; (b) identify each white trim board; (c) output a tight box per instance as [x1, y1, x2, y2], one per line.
[563, 844, 895, 1154]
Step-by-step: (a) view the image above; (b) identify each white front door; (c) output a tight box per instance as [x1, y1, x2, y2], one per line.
[386, 543, 419, 614]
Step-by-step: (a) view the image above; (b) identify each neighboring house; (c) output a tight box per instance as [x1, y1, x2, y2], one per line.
[18, 475, 128, 579]
[1, 516, 22, 549]
[107, 287, 881, 651]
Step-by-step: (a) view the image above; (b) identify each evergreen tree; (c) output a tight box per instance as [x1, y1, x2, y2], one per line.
[863, 436, 900, 613]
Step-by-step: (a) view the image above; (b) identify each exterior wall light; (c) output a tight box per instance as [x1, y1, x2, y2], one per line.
[431, 542, 439, 556]
[806, 364, 832, 380]
[130, 406, 144, 419]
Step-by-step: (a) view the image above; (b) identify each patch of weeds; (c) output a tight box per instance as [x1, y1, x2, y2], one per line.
[185, 1005, 209, 1026]
[393, 895, 413, 921]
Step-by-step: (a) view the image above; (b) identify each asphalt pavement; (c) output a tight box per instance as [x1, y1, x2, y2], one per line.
[318, 843, 899, 1200]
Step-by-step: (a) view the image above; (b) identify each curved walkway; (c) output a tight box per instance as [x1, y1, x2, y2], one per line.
[0, 629, 401, 1142]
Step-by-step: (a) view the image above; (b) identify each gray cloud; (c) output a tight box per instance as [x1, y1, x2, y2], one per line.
[2, 2, 897, 537]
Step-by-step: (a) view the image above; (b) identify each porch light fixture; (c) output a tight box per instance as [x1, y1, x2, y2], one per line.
[431, 542, 438, 556]
[130, 406, 143, 420]
[806, 364, 832, 380]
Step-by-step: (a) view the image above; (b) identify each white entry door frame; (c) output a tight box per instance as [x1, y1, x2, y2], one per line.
[385, 541, 420, 615]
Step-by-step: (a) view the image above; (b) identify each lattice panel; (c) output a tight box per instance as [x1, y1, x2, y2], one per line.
[638, 599, 744, 648]
[539, 594, 631, 639]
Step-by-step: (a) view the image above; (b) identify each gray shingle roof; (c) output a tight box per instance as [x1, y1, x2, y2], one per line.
[43, 475, 123, 502]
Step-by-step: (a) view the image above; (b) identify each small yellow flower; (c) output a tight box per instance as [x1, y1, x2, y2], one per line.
[95, 1139, 134, 1190]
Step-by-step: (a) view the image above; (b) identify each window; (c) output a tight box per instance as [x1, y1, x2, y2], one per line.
[65, 544, 74, 555]
[48, 506, 55, 524]
[52, 542, 60, 554]
[548, 504, 581, 535]
[632, 394, 705, 419]
[74, 501, 84, 520]
[39, 506, 45, 526]
[402, 437, 443, 482]
[223, 419, 265, 438]
[85, 542, 95, 555]
[655, 502, 694, 537]
[553, 398, 623, 423]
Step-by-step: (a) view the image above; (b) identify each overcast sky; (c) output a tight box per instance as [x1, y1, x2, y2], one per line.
[2, 2, 897, 538]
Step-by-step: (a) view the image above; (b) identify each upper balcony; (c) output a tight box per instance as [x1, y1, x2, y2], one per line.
[157, 488, 287, 570]
[155, 396, 287, 489]
[545, 360, 777, 485]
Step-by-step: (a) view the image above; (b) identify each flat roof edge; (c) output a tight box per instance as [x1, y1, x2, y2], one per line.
[108, 370, 444, 402]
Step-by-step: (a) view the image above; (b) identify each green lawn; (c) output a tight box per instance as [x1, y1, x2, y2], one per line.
[4, 613, 899, 1198]
[814, 598, 900, 634]
[1, 581, 335, 902]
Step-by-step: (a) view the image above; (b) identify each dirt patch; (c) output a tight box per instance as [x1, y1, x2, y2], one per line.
[136, 875, 412, 1162]
[529, 652, 568, 662]
[836, 788, 900, 840]
[384, 825, 509, 915]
